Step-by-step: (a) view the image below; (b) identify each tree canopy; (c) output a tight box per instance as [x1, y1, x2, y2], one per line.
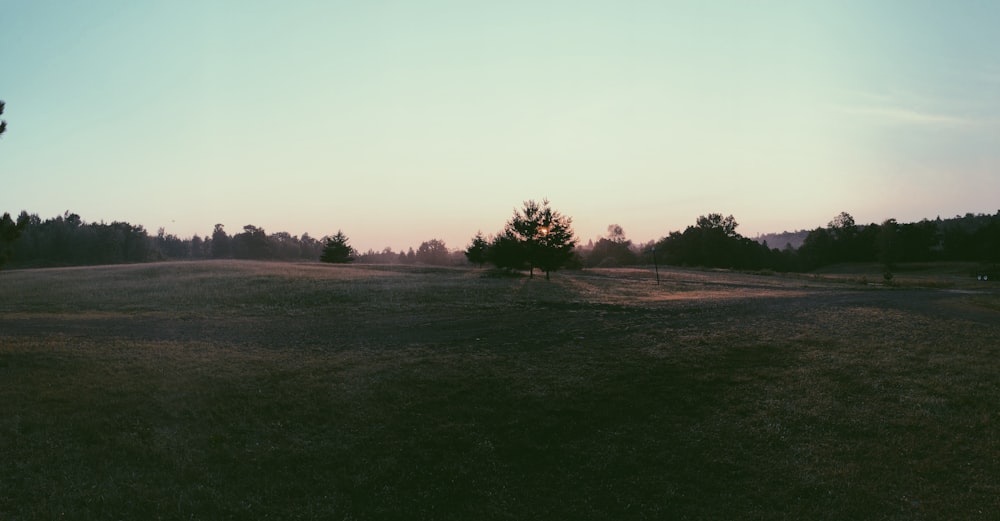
[0, 212, 26, 267]
[464, 231, 489, 267]
[320, 230, 355, 264]
[586, 224, 638, 267]
[474, 199, 578, 279]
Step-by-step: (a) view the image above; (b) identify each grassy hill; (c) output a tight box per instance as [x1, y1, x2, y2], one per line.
[2, 261, 999, 519]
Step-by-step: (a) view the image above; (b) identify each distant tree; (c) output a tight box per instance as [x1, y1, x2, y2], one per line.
[587, 224, 638, 267]
[1, 212, 26, 267]
[496, 199, 578, 279]
[416, 239, 450, 265]
[696, 213, 739, 237]
[269, 231, 301, 260]
[211, 224, 230, 258]
[798, 227, 833, 270]
[464, 231, 489, 267]
[155, 228, 188, 259]
[320, 230, 354, 263]
[877, 218, 899, 271]
[190, 234, 205, 258]
[299, 233, 323, 260]
[356, 246, 401, 264]
[656, 213, 774, 270]
[0, 100, 7, 138]
[232, 225, 273, 259]
[897, 219, 940, 262]
[827, 211, 860, 262]
[607, 224, 627, 243]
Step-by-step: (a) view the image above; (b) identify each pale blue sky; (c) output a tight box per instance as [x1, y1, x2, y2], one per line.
[2, 1, 998, 252]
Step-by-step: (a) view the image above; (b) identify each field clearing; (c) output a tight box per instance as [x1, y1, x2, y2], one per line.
[2, 260, 999, 519]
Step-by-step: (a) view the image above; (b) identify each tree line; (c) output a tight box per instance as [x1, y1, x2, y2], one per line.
[4, 206, 999, 274]
[573, 210, 1000, 273]
[0, 211, 333, 268]
[0, 210, 484, 269]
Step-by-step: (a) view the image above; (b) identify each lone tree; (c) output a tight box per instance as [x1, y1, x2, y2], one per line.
[464, 231, 489, 267]
[495, 199, 578, 279]
[0, 100, 7, 137]
[320, 230, 355, 263]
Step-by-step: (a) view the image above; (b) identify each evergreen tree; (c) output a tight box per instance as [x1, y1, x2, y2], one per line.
[211, 224, 231, 258]
[0, 212, 26, 267]
[487, 231, 527, 272]
[464, 231, 489, 267]
[320, 230, 355, 263]
[497, 199, 578, 279]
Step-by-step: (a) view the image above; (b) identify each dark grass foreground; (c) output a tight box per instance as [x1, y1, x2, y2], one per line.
[1, 261, 999, 519]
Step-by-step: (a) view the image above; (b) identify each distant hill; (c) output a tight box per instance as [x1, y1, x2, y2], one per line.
[752, 230, 811, 250]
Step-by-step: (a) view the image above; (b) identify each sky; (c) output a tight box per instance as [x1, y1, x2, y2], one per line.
[2, 1, 999, 252]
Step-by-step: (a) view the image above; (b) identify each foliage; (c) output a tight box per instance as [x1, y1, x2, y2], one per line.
[464, 231, 489, 267]
[416, 238, 450, 265]
[0, 212, 26, 267]
[486, 231, 528, 272]
[320, 230, 354, 263]
[0, 99, 6, 137]
[877, 218, 899, 270]
[232, 225, 274, 259]
[489, 199, 578, 279]
[0, 211, 327, 268]
[586, 224, 638, 267]
[657, 213, 773, 270]
[2, 211, 151, 267]
[211, 224, 231, 258]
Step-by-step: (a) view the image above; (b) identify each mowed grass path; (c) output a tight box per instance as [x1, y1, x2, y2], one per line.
[2, 260, 999, 520]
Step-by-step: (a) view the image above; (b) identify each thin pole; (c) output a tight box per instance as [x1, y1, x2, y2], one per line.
[651, 246, 660, 285]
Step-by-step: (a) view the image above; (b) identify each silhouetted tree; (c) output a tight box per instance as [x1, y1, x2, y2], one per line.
[587, 224, 638, 267]
[827, 212, 860, 262]
[465, 231, 489, 267]
[320, 230, 354, 263]
[697, 213, 739, 237]
[2, 211, 152, 267]
[155, 228, 188, 259]
[0, 100, 7, 137]
[232, 225, 273, 259]
[0, 212, 26, 267]
[877, 218, 899, 271]
[496, 199, 577, 279]
[487, 231, 528, 272]
[298, 233, 322, 260]
[656, 214, 774, 270]
[190, 234, 205, 258]
[356, 246, 400, 264]
[416, 239, 450, 265]
[211, 224, 230, 258]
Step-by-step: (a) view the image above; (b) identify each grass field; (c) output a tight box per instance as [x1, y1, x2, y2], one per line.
[2, 260, 999, 520]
